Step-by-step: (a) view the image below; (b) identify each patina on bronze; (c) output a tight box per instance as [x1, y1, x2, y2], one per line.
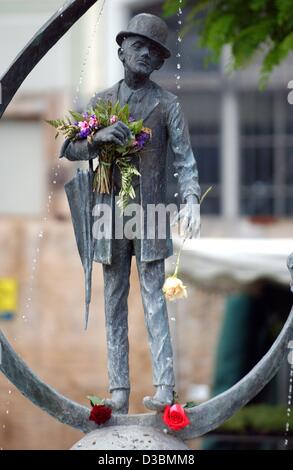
[61, 13, 201, 413]
[0, 1, 292, 447]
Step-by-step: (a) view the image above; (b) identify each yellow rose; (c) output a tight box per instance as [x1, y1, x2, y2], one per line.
[162, 276, 188, 301]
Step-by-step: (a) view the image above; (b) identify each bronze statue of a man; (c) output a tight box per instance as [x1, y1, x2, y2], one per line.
[61, 13, 201, 414]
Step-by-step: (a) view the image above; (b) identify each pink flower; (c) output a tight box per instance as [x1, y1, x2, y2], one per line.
[78, 120, 89, 130]
[110, 115, 118, 124]
[89, 115, 98, 128]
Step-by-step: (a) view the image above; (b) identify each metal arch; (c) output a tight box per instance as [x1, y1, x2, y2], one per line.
[1, 256, 292, 438]
[0, 0, 98, 118]
[0, 0, 292, 441]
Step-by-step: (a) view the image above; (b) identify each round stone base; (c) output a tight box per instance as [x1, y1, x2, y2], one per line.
[71, 425, 189, 450]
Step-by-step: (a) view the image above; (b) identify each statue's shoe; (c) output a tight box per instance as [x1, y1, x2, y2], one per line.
[104, 389, 130, 415]
[143, 386, 174, 411]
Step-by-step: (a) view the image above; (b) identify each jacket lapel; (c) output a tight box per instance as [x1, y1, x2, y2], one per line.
[97, 80, 161, 122]
[137, 82, 160, 122]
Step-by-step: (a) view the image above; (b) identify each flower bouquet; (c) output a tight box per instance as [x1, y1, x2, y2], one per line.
[47, 100, 151, 211]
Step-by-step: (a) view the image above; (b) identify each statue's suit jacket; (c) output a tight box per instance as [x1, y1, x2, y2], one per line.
[61, 79, 201, 265]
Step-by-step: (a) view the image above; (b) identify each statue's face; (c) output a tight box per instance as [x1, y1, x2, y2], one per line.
[119, 35, 165, 77]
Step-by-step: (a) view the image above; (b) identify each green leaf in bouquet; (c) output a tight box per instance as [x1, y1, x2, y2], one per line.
[99, 113, 108, 126]
[113, 100, 120, 115]
[46, 119, 61, 129]
[106, 100, 113, 118]
[69, 110, 84, 122]
[120, 103, 129, 118]
[129, 119, 143, 135]
[93, 103, 105, 115]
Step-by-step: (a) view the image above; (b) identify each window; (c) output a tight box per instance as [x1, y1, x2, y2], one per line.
[239, 91, 293, 216]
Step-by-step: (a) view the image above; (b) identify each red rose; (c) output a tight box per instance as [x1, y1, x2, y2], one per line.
[162, 404, 190, 431]
[89, 404, 112, 425]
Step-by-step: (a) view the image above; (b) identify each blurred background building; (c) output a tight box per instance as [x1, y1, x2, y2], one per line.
[0, 0, 292, 449]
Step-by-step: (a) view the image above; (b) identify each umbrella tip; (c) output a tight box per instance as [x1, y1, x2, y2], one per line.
[84, 303, 90, 330]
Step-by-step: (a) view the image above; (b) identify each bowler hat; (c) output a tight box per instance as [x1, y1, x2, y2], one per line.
[116, 13, 171, 59]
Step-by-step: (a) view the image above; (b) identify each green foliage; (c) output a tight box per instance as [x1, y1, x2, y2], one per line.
[163, 0, 293, 87]
[92, 100, 132, 128]
[69, 110, 84, 122]
[184, 401, 198, 409]
[116, 158, 141, 213]
[86, 395, 105, 406]
[217, 405, 293, 433]
[47, 100, 151, 211]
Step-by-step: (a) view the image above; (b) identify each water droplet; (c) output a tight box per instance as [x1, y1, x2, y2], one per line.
[174, 193, 179, 198]
[38, 231, 43, 238]
[53, 180, 57, 184]
[174, 173, 178, 178]
[163, 428, 168, 434]
[2, 425, 6, 429]
[22, 315, 26, 320]
[6, 410, 9, 415]
[177, 85, 181, 89]
[177, 64, 181, 69]
[178, 36, 182, 43]
[179, 8, 182, 14]
[178, 20, 182, 25]
[8, 390, 12, 395]
[176, 53, 181, 58]
[176, 75, 181, 80]
[171, 317, 176, 321]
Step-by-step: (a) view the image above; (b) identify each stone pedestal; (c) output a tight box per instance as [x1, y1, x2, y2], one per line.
[71, 425, 189, 450]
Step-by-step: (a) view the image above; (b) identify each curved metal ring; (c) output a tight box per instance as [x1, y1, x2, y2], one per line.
[0, 0, 292, 441]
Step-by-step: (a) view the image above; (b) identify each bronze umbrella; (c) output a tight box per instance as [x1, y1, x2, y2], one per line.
[64, 164, 94, 329]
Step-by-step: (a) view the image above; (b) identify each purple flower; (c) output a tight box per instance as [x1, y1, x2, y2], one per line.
[83, 112, 89, 118]
[129, 115, 135, 122]
[135, 130, 150, 149]
[78, 127, 91, 139]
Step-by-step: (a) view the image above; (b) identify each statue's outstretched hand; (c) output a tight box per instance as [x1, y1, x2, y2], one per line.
[92, 121, 131, 148]
[171, 195, 200, 239]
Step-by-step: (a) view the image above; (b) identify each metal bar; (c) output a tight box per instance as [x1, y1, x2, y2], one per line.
[0, 0, 98, 119]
